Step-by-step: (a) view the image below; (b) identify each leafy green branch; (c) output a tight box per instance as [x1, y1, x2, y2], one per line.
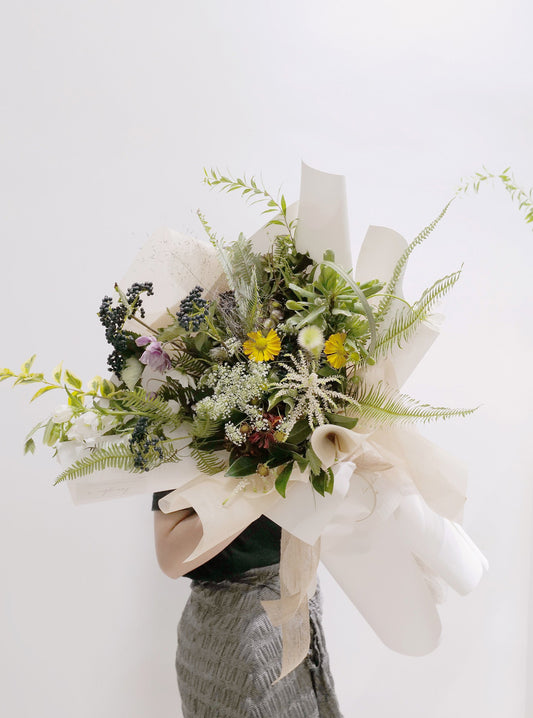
[456, 166, 533, 227]
[0, 355, 118, 403]
[202, 167, 296, 242]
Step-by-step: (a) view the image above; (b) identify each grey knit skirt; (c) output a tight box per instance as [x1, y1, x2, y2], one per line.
[175, 563, 343, 718]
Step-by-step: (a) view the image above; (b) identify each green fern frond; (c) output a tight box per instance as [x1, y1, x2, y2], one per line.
[172, 352, 209, 377]
[349, 380, 479, 427]
[196, 209, 219, 246]
[113, 386, 176, 423]
[375, 197, 456, 321]
[228, 232, 264, 284]
[235, 265, 262, 333]
[190, 446, 227, 475]
[52, 441, 181, 485]
[190, 413, 224, 439]
[374, 267, 462, 359]
[272, 231, 297, 264]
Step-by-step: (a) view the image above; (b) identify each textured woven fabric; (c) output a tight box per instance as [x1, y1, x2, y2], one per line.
[175, 563, 343, 718]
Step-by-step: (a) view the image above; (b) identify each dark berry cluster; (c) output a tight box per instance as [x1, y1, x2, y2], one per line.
[128, 416, 164, 471]
[97, 281, 154, 376]
[176, 285, 208, 331]
[125, 282, 154, 319]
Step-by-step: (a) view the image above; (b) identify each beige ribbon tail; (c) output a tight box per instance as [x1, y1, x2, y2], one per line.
[261, 528, 321, 683]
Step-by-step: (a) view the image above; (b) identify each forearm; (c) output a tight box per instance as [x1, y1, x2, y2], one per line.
[154, 509, 242, 579]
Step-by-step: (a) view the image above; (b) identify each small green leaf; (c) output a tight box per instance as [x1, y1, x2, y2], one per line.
[100, 378, 116, 396]
[87, 375, 101, 393]
[65, 370, 82, 389]
[311, 469, 326, 496]
[286, 419, 312, 445]
[306, 445, 322, 475]
[52, 361, 63, 383]
[20, 354, 37, 375]
[225, 455, 261, 477]
[325, 467, 335, 494]
[24, 437, 36, 455]
[324, 412, 358, 429]
[121, 355, 144, 391]
[30, 385, 58, 402]
[275, 462, 293, 498]
[158, 320, 186, 342]
[42, 418, 59, 447]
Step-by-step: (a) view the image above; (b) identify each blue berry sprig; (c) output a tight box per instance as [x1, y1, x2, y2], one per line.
[97, 281, 154, 376]
[176, 285, 209, 331]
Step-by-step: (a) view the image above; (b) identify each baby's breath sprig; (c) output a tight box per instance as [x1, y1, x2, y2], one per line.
[202, 167, 296, 242]
[456, 166, 533, 227]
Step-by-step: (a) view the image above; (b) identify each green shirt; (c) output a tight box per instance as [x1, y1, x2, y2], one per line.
[152, 490, 281, 582]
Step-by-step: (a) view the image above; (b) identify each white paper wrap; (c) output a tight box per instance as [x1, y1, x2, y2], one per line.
[58, 160, 488, 675]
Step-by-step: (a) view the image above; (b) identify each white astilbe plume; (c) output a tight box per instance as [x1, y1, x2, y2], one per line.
[271, 351, 359, 435]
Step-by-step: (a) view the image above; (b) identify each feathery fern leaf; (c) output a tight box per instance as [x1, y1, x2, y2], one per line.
[172, 352, 209, 377]
[190, 413, 224, 439]
[374, 267, 462, 359]
[53, 441, 181, 484]
[235, 265, 263, 333]
[375, 198, 456, 322]
[190, 446, 227, 475]
[349, 380, 479, 427]
[228, 232, 264, 286]
[113, 386, 176, 423]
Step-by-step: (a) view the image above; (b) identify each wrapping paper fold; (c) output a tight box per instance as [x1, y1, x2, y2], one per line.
[59, 161, 488, 680]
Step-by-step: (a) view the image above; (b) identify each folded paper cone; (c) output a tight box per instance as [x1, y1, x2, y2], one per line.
[393, 494, 489, 595]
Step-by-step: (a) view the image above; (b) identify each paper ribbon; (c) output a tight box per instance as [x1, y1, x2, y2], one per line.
[261, 530, 321, 682]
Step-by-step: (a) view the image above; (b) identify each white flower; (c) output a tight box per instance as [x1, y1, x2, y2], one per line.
[66, 411, 116, 443]
[51, 404, 74, 424]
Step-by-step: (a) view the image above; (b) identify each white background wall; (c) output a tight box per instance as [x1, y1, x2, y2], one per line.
[1, 2, 532, 717]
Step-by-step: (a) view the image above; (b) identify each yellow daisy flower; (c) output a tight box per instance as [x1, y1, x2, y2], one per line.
[243, 329, 281, 362]
[324, 332, 349, 369]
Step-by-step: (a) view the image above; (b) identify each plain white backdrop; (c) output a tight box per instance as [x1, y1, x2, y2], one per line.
[1, 2, 532, 717]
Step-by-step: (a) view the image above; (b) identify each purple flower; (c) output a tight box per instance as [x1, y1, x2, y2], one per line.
[135, 336, 172, 373]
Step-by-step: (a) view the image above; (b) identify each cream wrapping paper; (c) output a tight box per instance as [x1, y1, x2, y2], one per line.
[58, 161, 489, 679]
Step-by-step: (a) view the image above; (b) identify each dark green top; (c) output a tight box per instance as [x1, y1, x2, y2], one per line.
[152, 490, 281, 582]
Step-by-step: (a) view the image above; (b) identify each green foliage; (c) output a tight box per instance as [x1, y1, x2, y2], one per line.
[190, 446, 227, 475]
[52, 440, 181, 484]
[225, 454, 260, 477]
[374, 266, 463, 359]
[112, 385, 178, 425]
[206, 230, 266, 334]
[375, 198, 456, 322]
[190, 412, 224, 439]
[456, 166, 533, 227]
[275, 461, 294, 498]
[311, 467, 334, 496]
[203, 167, 296, 241]
[320, 259, 381, 358]
[121, 355, 144, 391]
[351, 379, 480, 426]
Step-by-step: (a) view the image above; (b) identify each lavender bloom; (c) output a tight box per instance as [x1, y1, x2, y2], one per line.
[135, 336, 172, 373]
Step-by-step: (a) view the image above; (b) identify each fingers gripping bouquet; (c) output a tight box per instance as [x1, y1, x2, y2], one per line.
[5, 161, 506, 680]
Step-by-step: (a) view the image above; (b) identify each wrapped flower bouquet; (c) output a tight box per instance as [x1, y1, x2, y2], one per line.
[4, 162, 530, 679]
